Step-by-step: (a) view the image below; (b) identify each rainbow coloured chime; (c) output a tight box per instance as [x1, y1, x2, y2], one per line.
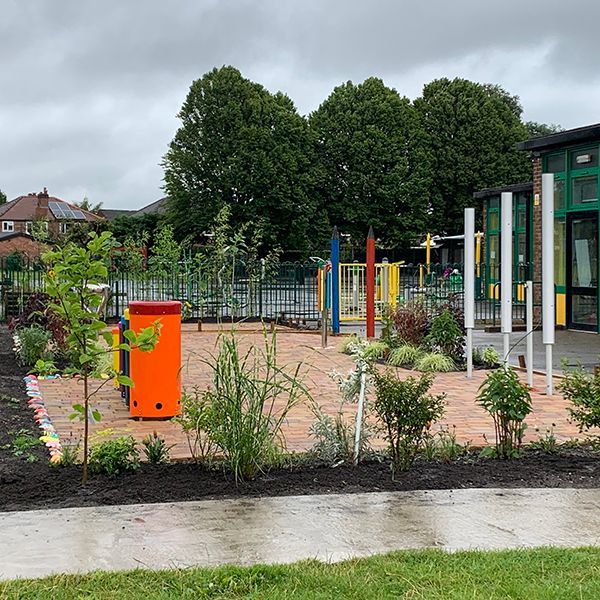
[24, 374, 63, 464]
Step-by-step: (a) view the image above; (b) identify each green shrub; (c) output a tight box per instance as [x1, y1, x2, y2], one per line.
[558, 365, 600, 431]
[414, 352, 455, 373]
[337, 334, 360, 355]
[386, 344, 422, 368]
[173, 387, 216, 463]
[476, 366, 532, 459]
[387, 301, 429, 346]
[425, 309, 464, 361]
[472, 347, 484, 366]
[89, 436, 140, 476]
[141, 431, 173, 464]
[308, 409, 355, 465]
[13, 325, 52, 368]
[202, 331, 310, 482]
[372, 370, 445, 472]
[483, 346, 500, 368]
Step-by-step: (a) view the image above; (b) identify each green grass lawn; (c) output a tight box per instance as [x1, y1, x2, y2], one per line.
[3, 547, 600, 599]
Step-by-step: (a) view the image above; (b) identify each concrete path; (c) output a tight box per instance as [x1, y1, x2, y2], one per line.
[2, 488, 600, 580]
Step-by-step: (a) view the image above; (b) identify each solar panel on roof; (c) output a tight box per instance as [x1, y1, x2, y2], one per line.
[48, 201, 87, 220]
[48, 201, 66, 218]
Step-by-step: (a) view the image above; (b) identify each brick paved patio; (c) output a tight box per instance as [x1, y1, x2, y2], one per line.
[37, 323, 592, 460]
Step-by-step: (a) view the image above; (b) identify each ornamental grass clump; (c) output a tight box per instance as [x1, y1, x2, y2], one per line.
[372, 370, 445, 474]
[475, 366, 532, 459]
[201, 331, 310, 482]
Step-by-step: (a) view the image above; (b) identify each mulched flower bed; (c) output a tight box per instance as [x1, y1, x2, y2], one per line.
[2, 325, 600, 514]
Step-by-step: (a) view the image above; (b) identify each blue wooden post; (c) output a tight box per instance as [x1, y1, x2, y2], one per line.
[331, 226, 340, 334]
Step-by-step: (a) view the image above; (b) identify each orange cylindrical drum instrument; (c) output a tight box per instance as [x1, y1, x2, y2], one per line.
[128, 301, 181, 418]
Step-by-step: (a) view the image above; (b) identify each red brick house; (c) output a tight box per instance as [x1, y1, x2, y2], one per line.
[0, 188, 103, 237]
[0, 232, 48, 258]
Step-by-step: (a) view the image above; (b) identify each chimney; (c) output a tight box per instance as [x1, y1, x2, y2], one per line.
[37, 187, 49, 208]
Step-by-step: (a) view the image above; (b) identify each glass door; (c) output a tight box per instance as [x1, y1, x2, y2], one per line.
[567, 212, 598, 331]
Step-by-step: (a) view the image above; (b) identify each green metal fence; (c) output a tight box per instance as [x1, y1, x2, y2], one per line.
[0, 256, 535, 326]
[0, 258, 321, 323]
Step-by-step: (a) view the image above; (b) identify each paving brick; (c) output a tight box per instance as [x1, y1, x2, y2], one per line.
[36, 323, 593, 460]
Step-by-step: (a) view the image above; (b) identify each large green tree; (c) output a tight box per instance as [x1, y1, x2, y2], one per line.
[309, 78, 428, 249]
[0, 189, 6, 205]
[414, 78, 531, 234]
[163, 66, 321, 254]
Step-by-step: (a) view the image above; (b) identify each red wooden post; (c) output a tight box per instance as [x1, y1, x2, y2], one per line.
[366, 226, 375, 338]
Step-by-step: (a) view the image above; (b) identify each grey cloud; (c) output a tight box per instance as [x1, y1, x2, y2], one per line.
[1, 0, 599, 208]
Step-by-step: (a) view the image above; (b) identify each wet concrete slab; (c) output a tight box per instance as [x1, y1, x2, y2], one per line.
[2, 488, 600, 580]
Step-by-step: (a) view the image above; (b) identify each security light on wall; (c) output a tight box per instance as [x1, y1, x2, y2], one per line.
[576, 154, 592, 164]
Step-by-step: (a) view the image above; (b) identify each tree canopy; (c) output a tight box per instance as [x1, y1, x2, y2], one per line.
[163, 66, 323, 254]
[309, 78, 428, 249]
[163, 68, 557, 253]
[0, 189, 6, 205]
[413, 78, 532, 234]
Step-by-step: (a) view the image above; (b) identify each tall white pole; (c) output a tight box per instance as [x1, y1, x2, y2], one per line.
[353, 362, 367, 465]
[501, 192, 513, 364]
[464, 208, 475, 379]
[542, 173, 555, 395]
[526, 280, 534, 388]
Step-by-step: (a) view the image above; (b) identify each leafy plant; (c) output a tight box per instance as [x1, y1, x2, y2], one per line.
[387, 301, 429, 346]
[8, 291, 68, 350]
[141, 431, 174, 464]
[386, 344, 422, 368]
[476, 366, 532, 459]
[200, 330, 310, 482]
[173, 387, 217, 463]
[483, 346, 500, 368]
[558, 365, 600, 432]
[89, 436, 140, 476]
[148, 225, 181, 275]
[6, 429, 40, 462]
[434, 427, 470, 463]
[372, 370, 445, 473]
[425, 309, 464, 361]
[338, 334, 360, 355]
[414, 352, 455, 373]
[41, 231, 161, 483]
[531, 425, 558, 454]
[308, 408, 355, 465]
[0, 395, 20, 408]
[472, 347, 484, 366]
[12, 325, 52, 368]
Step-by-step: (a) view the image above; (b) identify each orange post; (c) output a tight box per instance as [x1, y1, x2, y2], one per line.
[366, 226, 375, 338]
[128, 301, 181, 418]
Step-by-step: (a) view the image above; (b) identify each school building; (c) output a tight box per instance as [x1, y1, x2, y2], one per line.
[476, 123, 600, 332]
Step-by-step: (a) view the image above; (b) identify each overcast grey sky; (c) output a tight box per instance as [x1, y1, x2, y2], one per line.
[1, 0, 597, 209]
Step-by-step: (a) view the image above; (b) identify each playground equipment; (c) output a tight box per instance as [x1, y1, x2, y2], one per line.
[113, 301, 182, 418]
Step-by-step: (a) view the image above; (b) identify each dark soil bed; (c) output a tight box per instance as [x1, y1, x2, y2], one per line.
[3, 326, 600, 513]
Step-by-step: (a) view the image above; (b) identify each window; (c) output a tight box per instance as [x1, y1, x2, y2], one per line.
[59, 222, 70, 234]
[572, 176, 598, 205]
[555, 217, 566, 287]
[571, 148, 598, 170]
[544, 153, 566, 173]
[554, 179, 565, 210]
[25, 221, 32, 234]
[2, 221, 14, 232]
